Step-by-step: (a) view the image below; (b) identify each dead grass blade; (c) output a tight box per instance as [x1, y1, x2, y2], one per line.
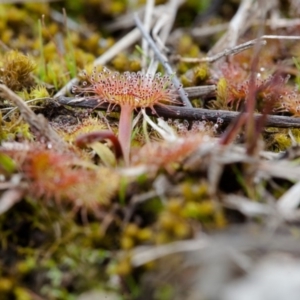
[276, 181, 300, 220]
[131, 237, 209, 267]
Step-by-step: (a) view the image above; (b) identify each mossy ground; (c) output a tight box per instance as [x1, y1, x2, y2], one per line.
[1, 1, 300, 299]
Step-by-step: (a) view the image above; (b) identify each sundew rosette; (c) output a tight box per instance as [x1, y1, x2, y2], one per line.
[73, 68, 182, 165]
[73, 68, 180, 110]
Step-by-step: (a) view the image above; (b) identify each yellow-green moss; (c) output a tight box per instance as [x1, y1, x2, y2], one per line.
[0, 113, 32, 141]
[0, 50, 36, 91]
[193, 64, 209, 84]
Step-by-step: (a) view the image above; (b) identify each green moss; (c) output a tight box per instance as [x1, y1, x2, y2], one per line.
[181, 181, 209, 201]
[182, 201, 214, 219]
[209, 77, 228, 110]
[0, 114, 32, 141]
[0, 152, 16, 174]
[154, 284, 174, 300]
[265, 128, 300, 151]
[17, 85, 50, 102]
[193, 64, 209, 84]
[273, 132, 292, 151]
[0, 50, 36, 91]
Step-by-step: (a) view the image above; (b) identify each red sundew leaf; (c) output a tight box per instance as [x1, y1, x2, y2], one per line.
[72, 68, 181, 110]
[23, 150, 82, 202]
[132, 134, 204, 169]
[75, 130, 123, 160]
[17, 148, 120, 208]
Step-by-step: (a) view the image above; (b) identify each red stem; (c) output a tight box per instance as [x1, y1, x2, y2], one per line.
[118, 104, 133, 166]
[75, 130, 123, 160]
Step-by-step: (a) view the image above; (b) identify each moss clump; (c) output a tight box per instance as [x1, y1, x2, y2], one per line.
[193, 64, 209, 84]
[0, 50, 36, 91]
[111, 52, 141, 72]
[121, 223, 153, 250]
[17, 85, 50, 102]
[0, 113, 33, 142]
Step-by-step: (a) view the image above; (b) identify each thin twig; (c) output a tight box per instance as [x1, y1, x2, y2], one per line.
[174, 35, 300, 64]
[183, 18, 300, 40]
[57, 96, 300, 129]
[183, 85, 216, 98]
[134, 14, 193, 108]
